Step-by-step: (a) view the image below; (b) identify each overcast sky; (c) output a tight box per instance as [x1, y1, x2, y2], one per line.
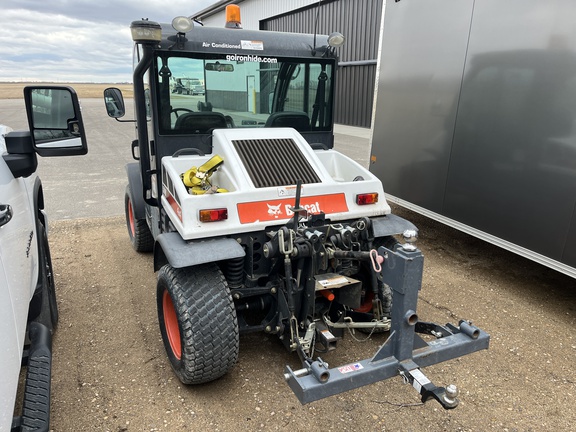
[0, 0, 218, 83]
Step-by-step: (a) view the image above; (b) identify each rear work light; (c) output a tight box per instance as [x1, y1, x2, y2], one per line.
[199, 208, 228, 222]
[130, 19, 162, 43]
[356, 193, 379, 205]
[172, 16, 194, 33]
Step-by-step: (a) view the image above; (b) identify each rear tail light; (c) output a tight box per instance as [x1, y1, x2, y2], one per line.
[356, 193, 378, 205]
[199, 208, 228, 222]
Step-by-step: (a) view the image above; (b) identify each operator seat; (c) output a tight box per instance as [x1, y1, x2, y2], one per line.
[265, 111, 310, 132]
[175, 112, 228, 134]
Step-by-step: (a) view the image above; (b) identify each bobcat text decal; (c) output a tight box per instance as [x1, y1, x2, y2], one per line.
[237, 194, 348, 224]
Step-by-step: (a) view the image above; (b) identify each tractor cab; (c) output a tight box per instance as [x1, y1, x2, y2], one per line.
[106, 14, 344, 209]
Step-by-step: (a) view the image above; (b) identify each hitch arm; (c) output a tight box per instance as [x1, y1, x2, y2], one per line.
[283, 243, 490, 407]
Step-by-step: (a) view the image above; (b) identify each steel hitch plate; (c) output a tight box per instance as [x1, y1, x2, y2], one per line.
[284, 243, 490, 407]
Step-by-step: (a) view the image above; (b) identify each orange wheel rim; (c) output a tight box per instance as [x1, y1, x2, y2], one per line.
[127, 199, 135, 236]
[163, 290, 182, 360]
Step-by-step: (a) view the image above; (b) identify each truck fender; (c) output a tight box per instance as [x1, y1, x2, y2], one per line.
[32, 176, 45, 225]
[371, 214, 418, 238]
[29, 177, 47, 321]
[125, 163, 146, 220]
[153, 232, 246, 272]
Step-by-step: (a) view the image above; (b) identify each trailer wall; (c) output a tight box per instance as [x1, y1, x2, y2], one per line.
[370, 0, 576, 277]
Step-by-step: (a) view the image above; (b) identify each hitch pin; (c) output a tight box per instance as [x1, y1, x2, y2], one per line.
[370, 249, 384, 273]
[279, 228, 295, 256]
[284, 359, 331, 383]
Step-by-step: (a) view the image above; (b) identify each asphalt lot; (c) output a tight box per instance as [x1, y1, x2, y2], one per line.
[3, 98, 137, 220]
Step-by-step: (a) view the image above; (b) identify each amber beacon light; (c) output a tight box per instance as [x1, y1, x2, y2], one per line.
[225, 5, 242, 28]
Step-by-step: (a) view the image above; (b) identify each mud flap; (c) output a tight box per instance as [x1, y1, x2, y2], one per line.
[371, 213, 418, 238]
[126, 163, 146, 219]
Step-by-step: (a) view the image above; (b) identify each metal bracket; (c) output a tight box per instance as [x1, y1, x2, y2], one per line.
[399, 360, 459, 409]
[284, 243, 490, 407]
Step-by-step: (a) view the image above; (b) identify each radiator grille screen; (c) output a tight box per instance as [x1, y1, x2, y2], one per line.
[232, 138, 321, 188]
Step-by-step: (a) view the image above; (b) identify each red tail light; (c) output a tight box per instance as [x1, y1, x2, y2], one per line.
[199, 208, 228, 222]
[356, 193, 378, 205]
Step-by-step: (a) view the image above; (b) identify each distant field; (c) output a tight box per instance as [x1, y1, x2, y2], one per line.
[0, 82, 133, 99]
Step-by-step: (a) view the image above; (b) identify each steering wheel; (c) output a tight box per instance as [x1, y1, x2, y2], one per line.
[171, 108, 193, 119]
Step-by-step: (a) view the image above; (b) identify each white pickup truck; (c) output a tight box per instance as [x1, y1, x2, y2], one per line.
[0, 86, 87, 431]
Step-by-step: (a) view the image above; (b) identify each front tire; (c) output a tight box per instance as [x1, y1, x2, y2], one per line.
[125, 185, 153, 252]
[157, 264, 239, 384]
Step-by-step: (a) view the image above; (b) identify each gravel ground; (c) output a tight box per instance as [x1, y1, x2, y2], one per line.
[46, 206, 576, 431]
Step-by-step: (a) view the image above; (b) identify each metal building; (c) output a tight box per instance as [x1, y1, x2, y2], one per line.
[192, 0, 382, 128]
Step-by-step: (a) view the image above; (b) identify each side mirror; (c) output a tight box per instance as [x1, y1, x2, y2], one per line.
[103, 87, 126, 118]
[24, 86, 88, 156]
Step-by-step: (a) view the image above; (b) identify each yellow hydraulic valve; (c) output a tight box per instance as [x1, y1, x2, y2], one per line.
[181, 155, 228, 195]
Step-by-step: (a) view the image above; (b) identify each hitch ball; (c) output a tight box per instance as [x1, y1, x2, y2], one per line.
[443, 384, 459, 408]
[402, 229, 418, 243]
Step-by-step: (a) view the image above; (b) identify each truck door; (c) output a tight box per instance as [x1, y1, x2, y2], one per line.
[0, 155, 37, 353]
[0, 256, 22, 426]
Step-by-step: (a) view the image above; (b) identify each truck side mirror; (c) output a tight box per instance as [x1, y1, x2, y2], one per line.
[24, 86, 88, 157]
[104, 87, 126, 118]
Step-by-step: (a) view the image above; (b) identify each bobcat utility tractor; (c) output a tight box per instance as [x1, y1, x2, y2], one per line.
[104, 5, 489, 408]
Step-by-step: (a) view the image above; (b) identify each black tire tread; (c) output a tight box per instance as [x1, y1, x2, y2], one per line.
[132, 218, 154, 252]
[158, 264, 239, 384]
[125, 185, 154, 253]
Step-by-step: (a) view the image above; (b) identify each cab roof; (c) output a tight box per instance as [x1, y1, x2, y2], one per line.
[158, 24, 334, 60]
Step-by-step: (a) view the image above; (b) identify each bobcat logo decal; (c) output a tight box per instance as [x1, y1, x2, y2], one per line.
[267, 203, 282, 218]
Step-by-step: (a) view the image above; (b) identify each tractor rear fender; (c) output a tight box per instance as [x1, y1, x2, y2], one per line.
[153, 232, 246, 272]
[371, 214, 418, 238]
[126, 163, 146, 220]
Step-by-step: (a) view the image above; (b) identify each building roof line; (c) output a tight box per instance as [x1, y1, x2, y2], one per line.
[192, 0, 244, 21]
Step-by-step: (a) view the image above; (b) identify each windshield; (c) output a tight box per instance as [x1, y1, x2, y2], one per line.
[154, 54, 334, 135]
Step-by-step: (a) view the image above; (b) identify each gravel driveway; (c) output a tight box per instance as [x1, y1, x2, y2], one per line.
[47, 208, 575, 431]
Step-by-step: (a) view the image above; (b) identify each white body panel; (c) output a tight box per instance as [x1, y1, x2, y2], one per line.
[0, 125, 39, 430]
[161, 128, 391, 240]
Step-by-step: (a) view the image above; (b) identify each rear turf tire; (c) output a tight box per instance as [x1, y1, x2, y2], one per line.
[157, 263, 239, 384]
[125, 185, 153, 252]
